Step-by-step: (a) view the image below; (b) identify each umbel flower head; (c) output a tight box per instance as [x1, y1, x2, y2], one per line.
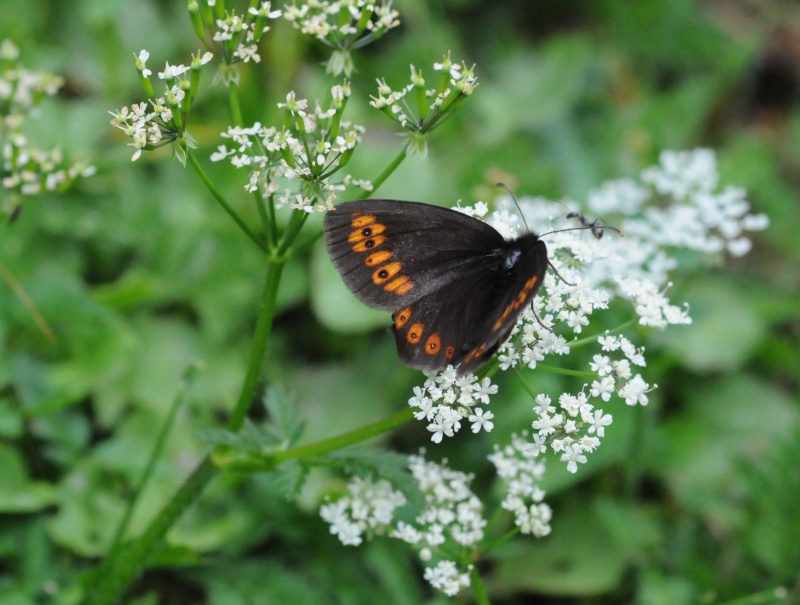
[210, 84, 372, 213]
[109, 50, 213, 164]
[370, 53, 478, 157]
[284, 0, 401, 76]
[320, 149, 767, 598]
[1, 39, 95, 217]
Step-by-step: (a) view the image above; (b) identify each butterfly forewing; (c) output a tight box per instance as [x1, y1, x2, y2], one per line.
[324, 200, 505, 311]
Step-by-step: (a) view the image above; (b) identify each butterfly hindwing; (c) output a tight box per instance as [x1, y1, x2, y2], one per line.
[323, 200, 505, 311]
[390, 254, 504, 371]
[390, 233, 548, 373]
[457, 234, 548, 374]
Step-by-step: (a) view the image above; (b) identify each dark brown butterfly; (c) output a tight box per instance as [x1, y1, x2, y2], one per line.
[323, 200, 548, 375]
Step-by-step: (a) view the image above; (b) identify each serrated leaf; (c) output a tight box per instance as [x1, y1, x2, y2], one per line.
[262, 385, 305, 447]
[270, 460, 308, 501]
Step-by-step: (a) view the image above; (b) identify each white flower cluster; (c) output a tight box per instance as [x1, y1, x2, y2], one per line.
[207, 1, 282, 67]
[488, 433, 552, 536]
[320, 453, 487, 597]
[210, 87, 371, 212]
[109, 50, 213, 163]
[1, 40, 94, 213]
[2, 137, 95, 198]
[409, 368, 499, 443]
[319, 476, 406, 546]
[369, 54, 478, 145]
[284, 0, 400, 76]
[407, 149, 763, 477]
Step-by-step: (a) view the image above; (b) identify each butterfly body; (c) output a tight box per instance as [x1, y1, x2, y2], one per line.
[323, 200, 548, 374]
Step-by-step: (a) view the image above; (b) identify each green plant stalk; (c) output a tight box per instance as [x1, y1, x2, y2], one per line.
[228, 82, 243, 127]
[470, 566, 491, 605]
[269, 407, 414, 464]
[353, 143, 408, 199]
[569, 318, 638, 349]
[88, 456, 217, 605]
[228, 260, 285, 432]
[106, 366, 195, 556]
[188, 151, 266, 252]
[90, 259, 285, 604]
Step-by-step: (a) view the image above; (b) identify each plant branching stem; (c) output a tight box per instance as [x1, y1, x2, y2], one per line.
[188, 152, 266, 252]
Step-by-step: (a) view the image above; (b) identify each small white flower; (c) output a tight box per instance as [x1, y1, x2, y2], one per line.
[469, 408, 494, 433]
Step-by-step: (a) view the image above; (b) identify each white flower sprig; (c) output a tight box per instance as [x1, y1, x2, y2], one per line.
[210, 84, 372, 213]
[321, 452, 492, 597]
[188, 0, 282, 85]
[406, 149, 767, 478]
[284, 0, 400, 76]
[109, 50, 213, 164]
[370, 53, 478, 157]
[1, 40, 95, 216]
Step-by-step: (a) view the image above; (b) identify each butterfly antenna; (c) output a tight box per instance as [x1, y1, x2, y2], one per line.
[538, 224, 623, 239]
[494, 182, 530, 232]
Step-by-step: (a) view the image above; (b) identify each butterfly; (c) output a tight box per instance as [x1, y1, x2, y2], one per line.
[323, 199, 549, 375]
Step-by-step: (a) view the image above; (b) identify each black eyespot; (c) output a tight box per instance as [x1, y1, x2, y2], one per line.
[362, 227, 372, 236]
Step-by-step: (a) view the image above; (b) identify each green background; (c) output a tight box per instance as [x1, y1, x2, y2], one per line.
[1, 1, 798, 603]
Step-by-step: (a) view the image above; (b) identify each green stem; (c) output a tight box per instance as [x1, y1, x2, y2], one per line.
[481, 526, 520, 556]
[88, 456, 217, 605]
[569, 318, 638, 349]
[270, 408, 414, 464]
[228, 80, 243, 127]
[353, 143, 408, 199]
[470, 566, 491, 605]
[535, 363, 597, 378]
[188, 151, 266, 252]
[90, 260, 285, 604]
[228, 259, 285, 432]
[106, 365, 197, 555]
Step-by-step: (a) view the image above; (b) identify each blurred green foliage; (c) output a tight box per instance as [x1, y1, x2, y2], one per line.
[1, 0, 798, 604]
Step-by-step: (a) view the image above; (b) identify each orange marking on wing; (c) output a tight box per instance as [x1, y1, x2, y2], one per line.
[348, 222, 386, 244]
[492, 274, 541, 332]
[384, 275, 414, 295]
[351, 214, 377, 228]
[372, 261, 402, 285]
[445, 345, 455, 360]
[407, 322, 424, 344]
[365, 250, 392, 266]
[424, 333, 441, 355]
[393, 307, 412, 329]
[352, 235, 386, 252]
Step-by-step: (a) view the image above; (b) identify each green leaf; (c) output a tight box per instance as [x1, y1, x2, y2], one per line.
[0, 444, 58, 513]
[658, 277, 766, 372]
[489, 500, 629, 596]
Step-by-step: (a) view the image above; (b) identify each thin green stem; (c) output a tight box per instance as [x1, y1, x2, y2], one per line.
[90, 259, 285, 604]
[535, 363, 597, 378]
[253, 189, 271, 242]
[228, 81, 243, 127]
[188, 152, 266, 252]
[480, 526, 520, 556]
[88, 456, 217, 605]
[270, 408, 414, 464]
[470, 566, 491, 605]
[569, 318, 638, 349]
[106, 364, 197, 555]
[716, 587, 790, 605]
[353, 143, 408, 199]
[228, 260, 285, 432]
